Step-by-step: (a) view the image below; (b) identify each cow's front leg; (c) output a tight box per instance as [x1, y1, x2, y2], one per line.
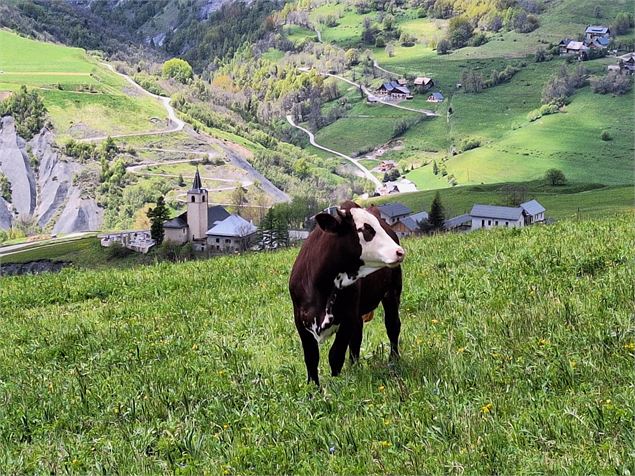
[296, 321, 320, 385]
[382, 291, 401, 360]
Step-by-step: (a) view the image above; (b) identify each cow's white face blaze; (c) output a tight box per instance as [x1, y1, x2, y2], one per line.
[349, 208, 405, 268]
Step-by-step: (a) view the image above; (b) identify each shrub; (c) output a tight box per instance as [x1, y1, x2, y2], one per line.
[469, 33, 488, 47]
[106, 242, 134, 260]
[600, 130, 612, 141]
[0, 86, 47, 140]
[162, 58, 193, 83]
[436, 38, 450, 54]
[591, 72, 633, 95]
[460, 137, 481, 151]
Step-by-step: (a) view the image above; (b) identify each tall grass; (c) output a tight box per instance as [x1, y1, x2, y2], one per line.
[0, 216, 633, 473]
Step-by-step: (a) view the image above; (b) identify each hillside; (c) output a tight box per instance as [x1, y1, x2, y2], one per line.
[0, 216, 633, 473]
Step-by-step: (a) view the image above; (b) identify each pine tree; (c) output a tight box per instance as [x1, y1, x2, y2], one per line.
[147, 196, 170, 245]
[428, 192, 446, 232]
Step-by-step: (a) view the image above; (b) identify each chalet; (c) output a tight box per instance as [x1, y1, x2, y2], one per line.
[376, 81, 412, 99]
[377, 203, 411, 225]
[427, 92, 444, 103]
[520, 199, 545, 225]
[589, 36, 610, 49]
[206, 214, 257, 253]
[392, 211, 429, 237]
[444, 214, 472, 232]
[584, 25, 610, 44]
[565, 41, 589, 57]
[558, 38, 574, 55]
[414, 76, 434, 91]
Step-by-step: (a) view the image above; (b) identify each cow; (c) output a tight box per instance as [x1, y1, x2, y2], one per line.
[289, 201, 405, 385]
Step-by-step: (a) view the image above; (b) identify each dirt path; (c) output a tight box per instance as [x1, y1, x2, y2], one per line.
[78, 63, 185, 143]
[286, 115, 381, 187]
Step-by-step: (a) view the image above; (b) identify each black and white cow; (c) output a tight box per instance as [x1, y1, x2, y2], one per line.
[289, 201, 404, 385]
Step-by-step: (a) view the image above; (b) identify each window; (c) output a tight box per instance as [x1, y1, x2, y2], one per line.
[481, 219, 485, 226]
[202, 195, 206, 202]
[191, 196, 195, 202]
[505, 222, 508, 227]
[495, 220, 498, 226]
[488, 220, 491, 226]
[216, 238, 219, 243]
[225, 238, 230, 243]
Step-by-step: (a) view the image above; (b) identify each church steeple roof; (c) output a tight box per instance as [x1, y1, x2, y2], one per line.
[190, 168, 203, 192]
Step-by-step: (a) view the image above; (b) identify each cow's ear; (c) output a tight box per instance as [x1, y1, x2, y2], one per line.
[315, 212, 340, 233]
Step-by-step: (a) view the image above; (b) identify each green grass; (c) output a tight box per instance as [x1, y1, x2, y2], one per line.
[368, 182, 635, 221]
[0, 216, 633, 473]
[0, 29, 167, 139]
[1, 236, 105, 266]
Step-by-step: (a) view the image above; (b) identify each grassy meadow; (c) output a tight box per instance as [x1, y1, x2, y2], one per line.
[0, 216, 633, 473]
[0, 30, 167, 139]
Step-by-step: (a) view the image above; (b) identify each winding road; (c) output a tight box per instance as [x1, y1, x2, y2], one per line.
[286, 115, 381, 187]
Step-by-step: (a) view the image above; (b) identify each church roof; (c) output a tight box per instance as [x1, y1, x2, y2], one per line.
[206, 214, 257, 237]
[164, 211, 188, 229]
[163, 205, 230, 230]
[189, 168, 203, 192]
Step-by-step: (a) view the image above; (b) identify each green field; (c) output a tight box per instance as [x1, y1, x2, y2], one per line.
[0, 216, 633, 473]
[0, 30, 167, 139]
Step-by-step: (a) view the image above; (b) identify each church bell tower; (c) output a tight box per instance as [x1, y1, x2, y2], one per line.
[187, 168, 208, 241]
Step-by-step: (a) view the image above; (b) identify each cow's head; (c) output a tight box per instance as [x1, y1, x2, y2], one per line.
[315, 202, 405, 273]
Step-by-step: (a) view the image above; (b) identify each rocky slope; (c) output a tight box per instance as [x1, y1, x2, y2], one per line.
[0, 116, 103, 233]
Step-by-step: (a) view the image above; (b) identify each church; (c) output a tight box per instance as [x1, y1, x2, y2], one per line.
[163, 169, 257, 253]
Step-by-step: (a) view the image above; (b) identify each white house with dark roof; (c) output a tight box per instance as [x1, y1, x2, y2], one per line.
[520, 199, 545, 224]
[470, 200, 546, 231]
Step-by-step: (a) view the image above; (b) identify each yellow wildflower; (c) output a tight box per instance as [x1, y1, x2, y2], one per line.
[191, 344, 198, 351]
[457, 347, 465, 354]
[378, 385, 385, 392]
[379, 440, 391, 448]
[481, 403, 493, 414]
[538, 339, 549, 346]
[223, 424, 229, 430]
[569, 360, 577, 368]
[624, 342, 635, 352]
[431, 319, 439, 325]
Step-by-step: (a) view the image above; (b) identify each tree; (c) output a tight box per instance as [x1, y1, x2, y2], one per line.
[0, 85, 47, 140]
[447, 16, 473, 48]
[545, 168, 566, 186]
[147, 196, 169, 245]
[345, 48, 360, 66]
[428, 192, 446, 231]
[613, 12, 633, 35]
[432, 161, 439, 175]
[535, 48, 546, 63]
[162, 58, 193, 83]
[231, 186, 247, 213]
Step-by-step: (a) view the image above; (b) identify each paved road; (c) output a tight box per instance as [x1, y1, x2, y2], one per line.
[286, 115, 381, 187]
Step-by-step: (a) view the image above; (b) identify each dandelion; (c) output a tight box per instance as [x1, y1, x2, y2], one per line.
[379, 440, 391, 448]
[191, 344, 198, 351]
[383, 418, 391, 426]
[538, 339, 549, 346]
[223, 424, 229, 430]
[457, 347, 465, 354]
[481, 403, 493, 414]
[431, 319, 439, 325]
[378, 385, 385, 392]
[624, 342, 635, 352]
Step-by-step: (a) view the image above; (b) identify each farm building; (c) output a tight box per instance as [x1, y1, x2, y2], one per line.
[558, 38, 574, 55]
[589, 36, 610, 49]
[584, 25, 610, 44]
[376, 81, 412, 99]
[427, 92, 444, 103]
[470, 200, 546, 231]
[444, 214, 472, 232]
[414, 76, 434, 91]
[564, 41, 589, 57]
[619, 53, 635, 74]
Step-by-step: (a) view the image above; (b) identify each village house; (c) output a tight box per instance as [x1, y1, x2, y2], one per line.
[619, 53, 635, 74]
[376, 81, 412, 100]
[378, 160, 397, 172]
[206, 214, 257, 253]
[558, 38, 574, 55]
[584, 25, 610, 44]
[564, 40, 589, 58]
[427, 91, 444, 103]
[414, 76, 434, 92]
[521, 199, 546, 225]
[377, 178, 418, 195]
[377, 202, 411, 226]
[163, 170, 256, 253]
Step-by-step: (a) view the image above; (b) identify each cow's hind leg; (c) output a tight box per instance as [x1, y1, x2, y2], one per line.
[382, 291, 401, 360]
[348, 315, 363, 365]
[329, 324, 352, 377]
[297, 326, 320, 385]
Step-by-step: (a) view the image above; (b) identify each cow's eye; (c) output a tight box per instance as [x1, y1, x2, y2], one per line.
[358, 223, 376, 242]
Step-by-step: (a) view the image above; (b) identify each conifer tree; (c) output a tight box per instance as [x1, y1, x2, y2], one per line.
[147, 196, 170, 244]
[428, 192, 446, 231]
